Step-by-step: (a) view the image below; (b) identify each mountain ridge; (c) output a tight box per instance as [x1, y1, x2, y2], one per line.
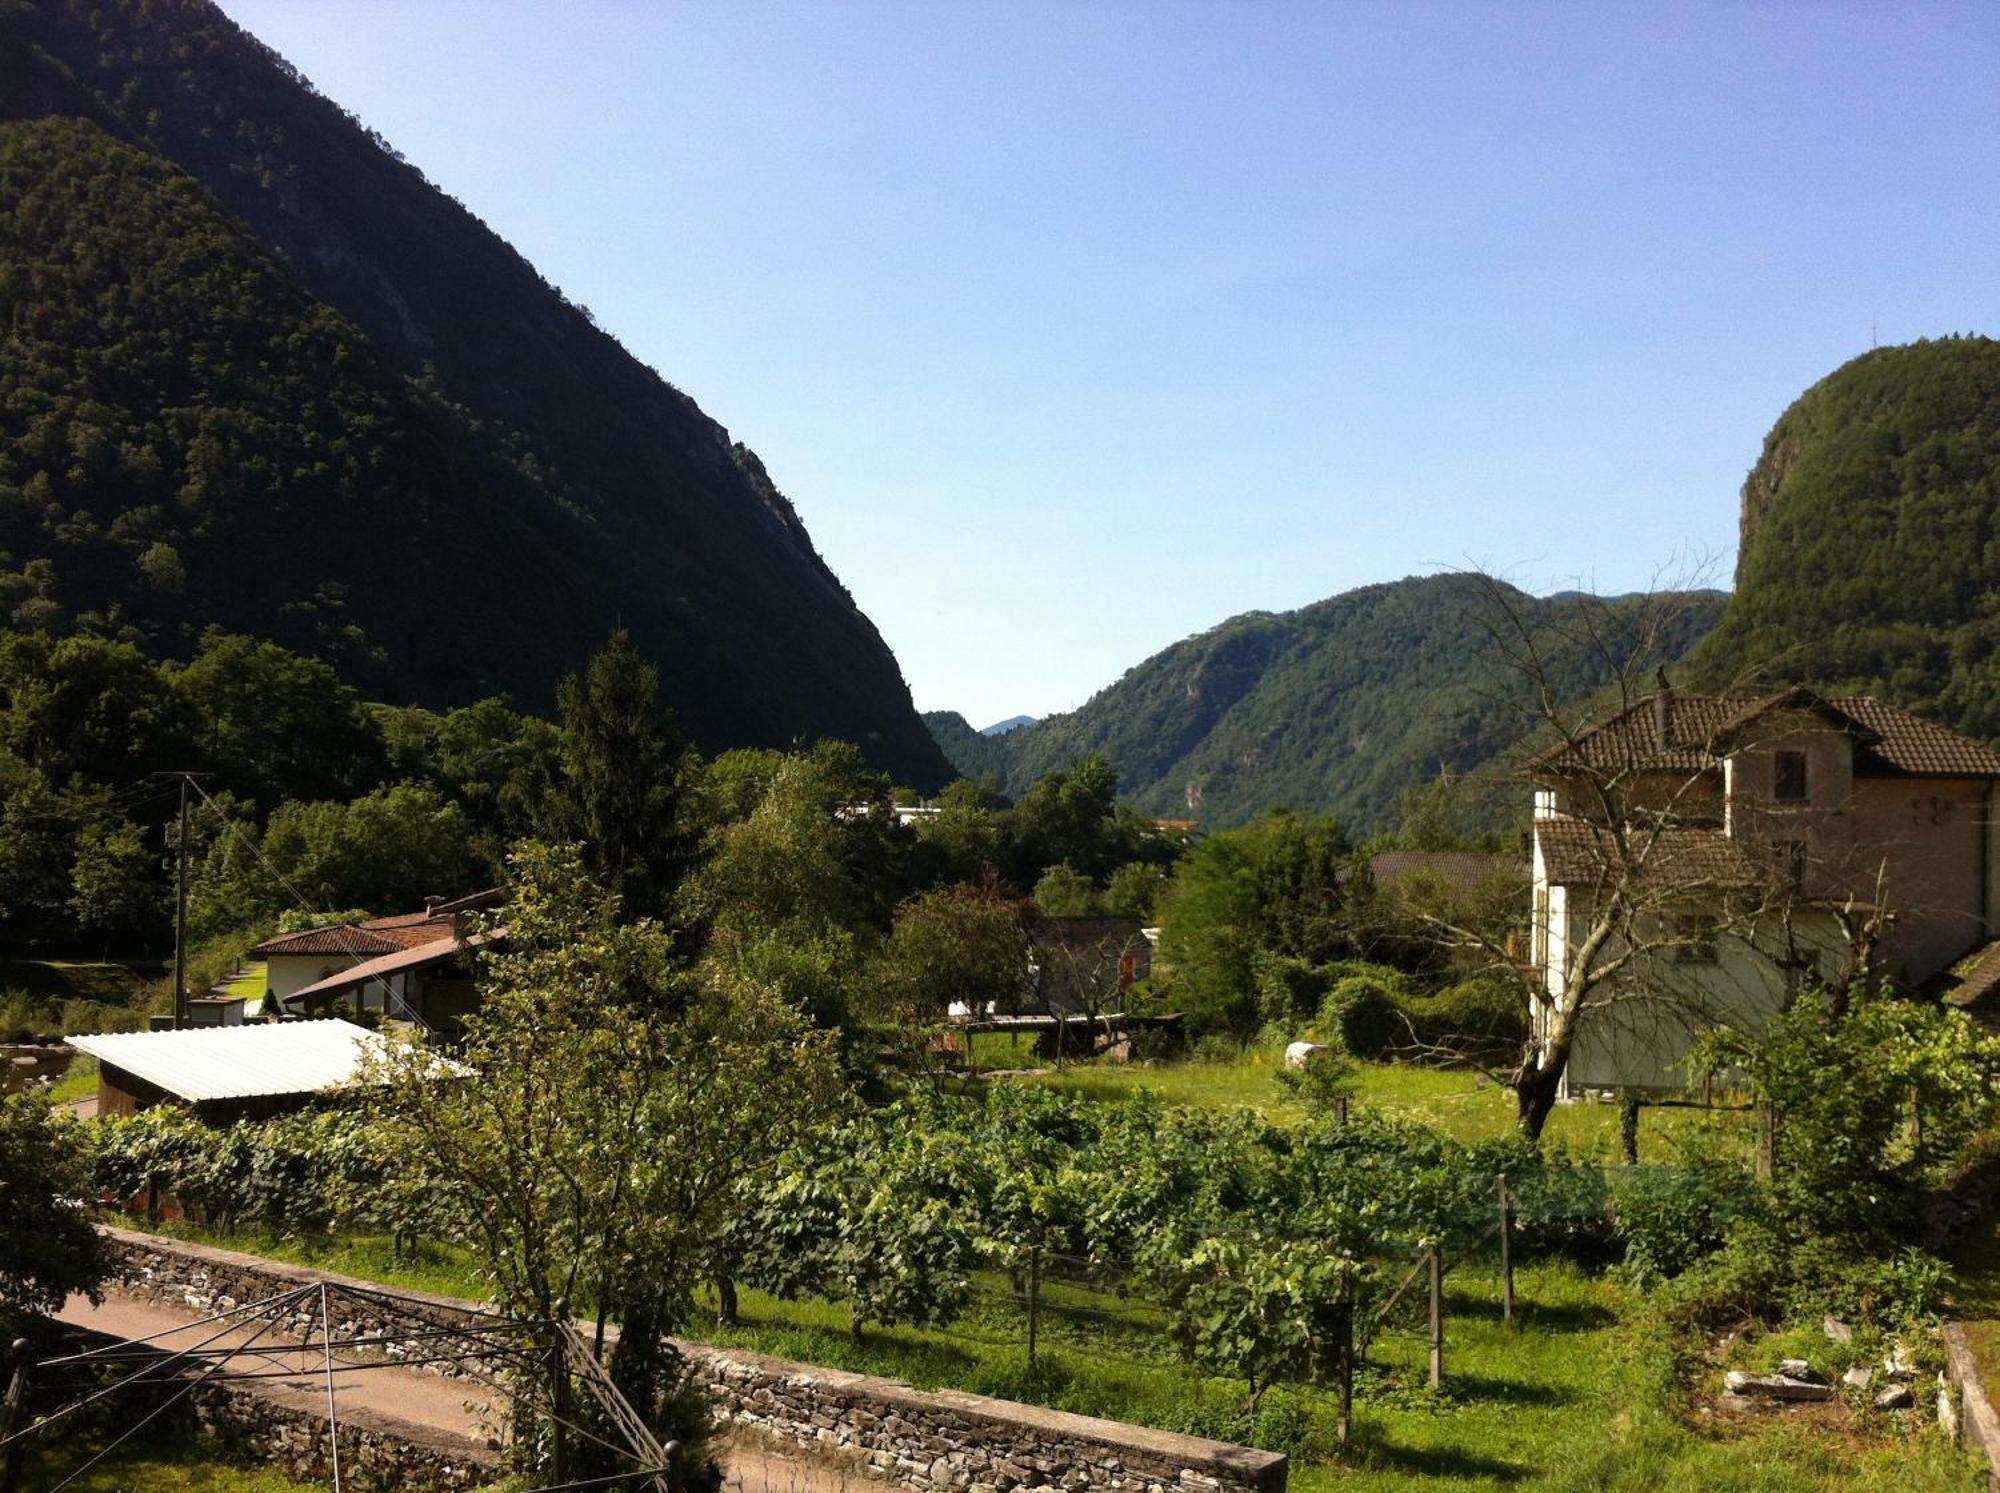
[0, 0, 950, 786]
[930, 575, 1728, 830]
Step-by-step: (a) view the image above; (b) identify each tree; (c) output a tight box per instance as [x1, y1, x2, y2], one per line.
[1032, 862, 1099, 917]
[873, 879, 1032, 1027]
[1103, 861, 1169, 920]
[378, 844, 839, 1470]
[171, 633, 388, 807]
[537, 631, 701, 919]
[0, 1095, 109, 1333]
[249, 782, 487, 919]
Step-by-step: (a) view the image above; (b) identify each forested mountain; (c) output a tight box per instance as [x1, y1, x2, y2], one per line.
[929, 576, 1727, 831]
[1688, 337, 2000, 740]
[0, 0, 948, 787]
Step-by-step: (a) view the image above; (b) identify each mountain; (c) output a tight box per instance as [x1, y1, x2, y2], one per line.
[0, 0, 949, 788]
[929, 576, 1727, 831]
[1688, 337, 2000, 742]
[981, 715, 1038, 737]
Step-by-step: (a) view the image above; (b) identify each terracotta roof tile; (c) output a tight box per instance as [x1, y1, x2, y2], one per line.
[1538, 691, 2000, 780]
[1535, 817, 1761, 889]
[250, 926, 400, 958]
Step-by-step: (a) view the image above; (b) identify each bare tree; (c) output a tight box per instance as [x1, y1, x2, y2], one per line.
[1430, 572, 1885, 1139]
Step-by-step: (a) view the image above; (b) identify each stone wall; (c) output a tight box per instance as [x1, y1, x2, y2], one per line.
[695, 1344, 1285, 1493]
[101, 1228, 1288, 1493]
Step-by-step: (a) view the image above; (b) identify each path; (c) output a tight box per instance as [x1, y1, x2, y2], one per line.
[55, 1292, 873, 1491]
[56, 1290, 498, 1449]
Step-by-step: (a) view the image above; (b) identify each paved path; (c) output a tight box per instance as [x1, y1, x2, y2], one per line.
[56, 1290, 499, 1447]
[55, 1291, 871, 1490]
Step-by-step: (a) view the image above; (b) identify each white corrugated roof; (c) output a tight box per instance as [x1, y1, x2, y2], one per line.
[68, 1019, 395, 1103]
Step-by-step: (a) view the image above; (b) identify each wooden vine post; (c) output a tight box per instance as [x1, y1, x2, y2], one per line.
[1497, 1172, 1515, 1327]
[1427, 1246, 1445, 1390]
[1336, 1251, 1355, 1446]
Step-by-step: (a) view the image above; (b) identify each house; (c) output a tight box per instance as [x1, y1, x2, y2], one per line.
[260, 890, 504, 1035]
[68, 1019, 404, 1123]
[252, 890, 503, 1006]
[1030, 916, 1153, 1015]
[1530, 687, 2000, 1094]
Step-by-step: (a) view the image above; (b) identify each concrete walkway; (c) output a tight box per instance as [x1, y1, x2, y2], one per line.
[55, 1291, 870, 1491]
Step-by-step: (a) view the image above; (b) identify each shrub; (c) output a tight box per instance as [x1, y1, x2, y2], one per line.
[1253, 955, 1333, 1033]
[1317, 975, 1402, 1059]
[1612, 1161, 1763, 1285]
[1394, 976, 1526, 1054]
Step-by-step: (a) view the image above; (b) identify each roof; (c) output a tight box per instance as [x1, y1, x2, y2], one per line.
[1536, 690, 2000, 780]
[1535, 817, 1761, 889]
[67, 1019, 395, 1103]
[1369, 851, 1524, 896]
[250, 926, 401, 958]
[1946, 941, 2000, 1021]
[286, 928, 505, 1005]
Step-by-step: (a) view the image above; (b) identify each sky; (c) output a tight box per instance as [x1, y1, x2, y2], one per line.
[220, 0, 2000, 728]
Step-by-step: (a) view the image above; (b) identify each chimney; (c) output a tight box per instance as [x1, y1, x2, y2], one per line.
[1653, 668, 1674, 747]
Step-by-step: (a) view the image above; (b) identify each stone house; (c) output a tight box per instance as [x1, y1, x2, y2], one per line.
[1530, 686, 2000, 1093]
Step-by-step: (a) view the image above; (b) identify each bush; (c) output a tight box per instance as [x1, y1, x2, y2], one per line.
[1317, 975, 1402, 1059]
[1253, 956, 1333, 1032]
[1394, 976, 1526, 1054]
[1612, 1161, 1763, 1285]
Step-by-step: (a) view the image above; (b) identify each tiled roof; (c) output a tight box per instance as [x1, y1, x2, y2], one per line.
[285, 928, 506, 1007]
[1832, 697, 2000, 777]
[1369, 851, 1525, 896]
[1947, 941, 2000, 1022]
[250, 926, 400, 958]
[1537, 690, 2000, 780]
[1535, 817, 1761, 889]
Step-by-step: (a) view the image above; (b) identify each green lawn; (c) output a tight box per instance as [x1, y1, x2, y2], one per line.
[47, 1052, 99, 1104]
[222, 962, 268, 1002]
[0, 957, 156, 1005]
[1023, 1050, 1752, 1157]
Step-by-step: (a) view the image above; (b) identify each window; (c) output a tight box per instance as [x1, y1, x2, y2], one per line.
[1773, 750, 1808, 803]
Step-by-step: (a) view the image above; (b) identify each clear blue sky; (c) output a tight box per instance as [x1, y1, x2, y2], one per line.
[221, 1, 1998, 727]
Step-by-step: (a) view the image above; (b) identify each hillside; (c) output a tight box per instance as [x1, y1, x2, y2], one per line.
[931, 575, 1727, 830]
[1689, 337, 2000, 741]
[0, 0, 948, 786]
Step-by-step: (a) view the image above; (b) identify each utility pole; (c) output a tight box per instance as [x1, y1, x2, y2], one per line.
[156, 772, 206, 1030]
[174, 774, 191, 1029]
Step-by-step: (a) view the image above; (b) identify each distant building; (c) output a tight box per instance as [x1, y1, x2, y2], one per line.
[1366, 850, 1523, 900]
[256, 890, 504, 1035]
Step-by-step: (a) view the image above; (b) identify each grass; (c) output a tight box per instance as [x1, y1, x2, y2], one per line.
[15, 1431, 325, 1492]
[47, 1052, 99, 1104]
[221, 962, 267, 1002]
[0, 957, 156, 1005]
[1021, 1048, 1753, 1157]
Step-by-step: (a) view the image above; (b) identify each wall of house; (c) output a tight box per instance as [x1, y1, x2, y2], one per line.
[1850, 777, 1995, 985]
[1559, 909, 1848, 1094]
[265, 952, 366, 1002]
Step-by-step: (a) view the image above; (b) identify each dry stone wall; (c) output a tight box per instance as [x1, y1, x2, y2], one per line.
[100, 1228, 1288, 1493]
